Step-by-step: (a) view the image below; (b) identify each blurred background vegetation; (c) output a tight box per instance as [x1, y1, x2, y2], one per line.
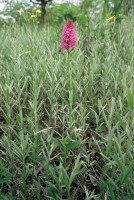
[0, 0, 133, 27]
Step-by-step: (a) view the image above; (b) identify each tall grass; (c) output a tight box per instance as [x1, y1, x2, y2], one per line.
[0, 20, 134, 200]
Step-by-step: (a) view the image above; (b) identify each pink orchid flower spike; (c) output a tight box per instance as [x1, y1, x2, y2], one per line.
[60, 20, 76, 51]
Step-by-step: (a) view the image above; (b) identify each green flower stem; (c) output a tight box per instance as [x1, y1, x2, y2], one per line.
[67, 49, 73, 113]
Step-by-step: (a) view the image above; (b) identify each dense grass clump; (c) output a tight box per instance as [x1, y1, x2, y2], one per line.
[0, 20, 134, 200]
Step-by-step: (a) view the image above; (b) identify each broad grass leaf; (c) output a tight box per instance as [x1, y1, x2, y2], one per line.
[114, 153, 124, 173]
[66, 140, 82, 151]
[127, 88, 134, 111]
[0, 193, 13, 200]
[59, 164, 70, 191]
[0, 161, 11, 184]
[46, 183, 59, 200]
[69, 154, 82, 186]
[121, 160, 134, 184]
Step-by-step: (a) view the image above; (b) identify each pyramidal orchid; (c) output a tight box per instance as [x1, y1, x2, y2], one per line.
[60, 20, 77, 119]
[60, 20, 76, 51]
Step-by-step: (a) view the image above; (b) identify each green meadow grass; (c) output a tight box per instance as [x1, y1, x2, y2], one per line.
[0, 20, 134, 200]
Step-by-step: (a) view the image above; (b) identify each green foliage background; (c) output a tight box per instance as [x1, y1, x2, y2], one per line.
[0, 0, 133, 26]
[0, 0, 134, 199]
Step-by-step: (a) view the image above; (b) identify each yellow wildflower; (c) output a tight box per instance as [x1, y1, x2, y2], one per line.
[36, 9, 42, 14]
[106, 16, 115, 22]
[18, 9, 24, 13]
[112, 137, 115, 142]
[30, 14, 37, 19]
